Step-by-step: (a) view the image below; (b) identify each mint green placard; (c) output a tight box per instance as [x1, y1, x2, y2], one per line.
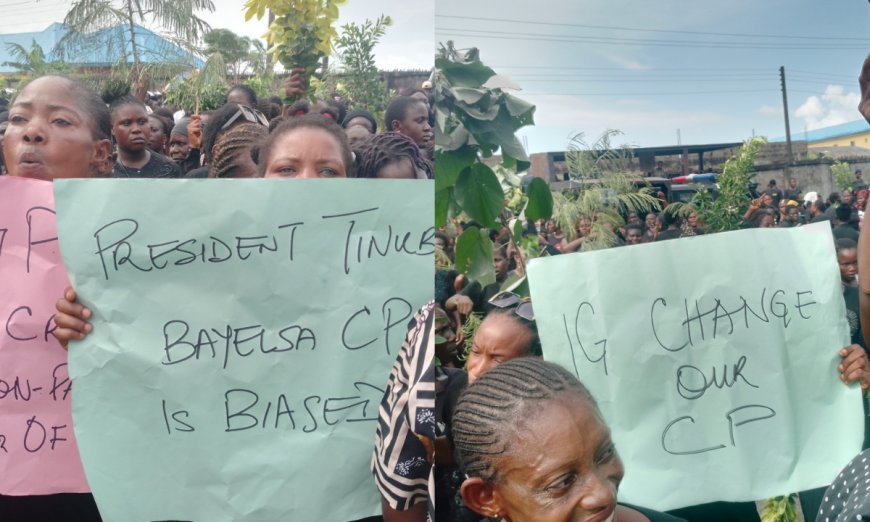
[54, 179, 433, 521]
[527, 222, 863, 511]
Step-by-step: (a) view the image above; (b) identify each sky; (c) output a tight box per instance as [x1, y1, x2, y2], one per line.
[0, 0, 433, 70]
[435, 0, 870, 153]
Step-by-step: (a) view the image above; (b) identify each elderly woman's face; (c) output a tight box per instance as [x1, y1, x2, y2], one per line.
[476, 393, 624, 522]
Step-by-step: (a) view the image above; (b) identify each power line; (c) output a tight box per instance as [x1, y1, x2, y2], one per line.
[518, 89, 779, 96]
[436, 14, 870, 42]
[438, 29, 869, 50]
[491, 65, 772, 71]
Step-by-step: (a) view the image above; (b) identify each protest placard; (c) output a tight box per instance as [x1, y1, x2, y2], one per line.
[0, 176, 90, 495]
[54, 179, 433, 521]
[527, 222, 863, 510]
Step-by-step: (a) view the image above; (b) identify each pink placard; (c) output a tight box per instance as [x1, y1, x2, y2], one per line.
[0, 176, 89, 494]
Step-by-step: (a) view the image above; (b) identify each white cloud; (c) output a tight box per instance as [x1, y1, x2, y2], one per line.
[794, 85, 861, 130]
[605, 53, 652, 71]
[759, 104, 781, 118]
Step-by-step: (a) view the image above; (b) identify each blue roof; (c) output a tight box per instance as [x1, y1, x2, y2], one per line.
[0, 23, 203, 73]
[770, 119, 870, 143]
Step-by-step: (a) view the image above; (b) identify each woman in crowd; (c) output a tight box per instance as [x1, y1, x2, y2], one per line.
[385, 95, 432, 160]
[147, 113, 171, 156]
[208, 123, 267, 179]
[453, 357, 684, 522]
[1, 74, 112, 520]
[109, 96, 180, 178]
[354, 131, 433, 179]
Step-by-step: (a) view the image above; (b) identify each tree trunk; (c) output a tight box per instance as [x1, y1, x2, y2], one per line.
[125, 0, 141, 91]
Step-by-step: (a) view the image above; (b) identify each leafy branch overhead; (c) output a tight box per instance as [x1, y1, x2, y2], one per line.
[245, 0, 346, 87]
[435, 42, 551, 289]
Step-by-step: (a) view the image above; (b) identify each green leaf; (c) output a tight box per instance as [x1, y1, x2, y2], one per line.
[510, 218, 523, 243]
[435, 56, 496, 88]
[435, 187, 452, 228]
[525, 177, 553, 221]
[455, 227, 496, 287]
[435, 147, 476, 191]
[452, 86, 488, 105]
[455, 164, 504, 229]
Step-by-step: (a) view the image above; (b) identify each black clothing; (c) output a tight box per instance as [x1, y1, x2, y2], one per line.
[185, 165, 210, 178]
[655, 228, 682, 241]
[667, 501, 760, 522]
[0, 494, 102, 522]
[112, 152, 181, 178]
[833, 224, 860, 242]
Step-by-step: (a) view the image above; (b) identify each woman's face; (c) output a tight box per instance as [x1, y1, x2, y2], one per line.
[393, 101, 432, 150]
[687, 212, 699, 228]
[477, 393, 623, 522]
[3, 76, 110, 180]
[147, 116, 167, 153]
[839, 248, 858, 283]
[644, 213, 657, 230]
[759, 214, 774, 228]
[168, 132, 190, 161]
[843, 191, 854, 204]
[761, 193, 773, 206]
[627, 212, 640, 225]
[466, 315, 530, 384]
[112, 104, 150, 153]
[264, 127, 347, 179]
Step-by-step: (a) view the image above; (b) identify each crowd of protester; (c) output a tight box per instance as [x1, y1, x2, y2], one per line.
[429, 90, 870, 521]
[0, 71, 434, 522]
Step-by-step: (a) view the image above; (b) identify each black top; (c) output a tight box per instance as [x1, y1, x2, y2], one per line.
[815, 449, 870, 521]
[112, 151, 181, 178]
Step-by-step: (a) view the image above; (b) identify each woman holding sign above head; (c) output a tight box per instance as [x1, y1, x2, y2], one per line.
[1, 75, 111, 521]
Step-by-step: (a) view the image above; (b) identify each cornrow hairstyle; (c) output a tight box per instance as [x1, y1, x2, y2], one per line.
[384, 96, 425, 131]
[201, 103, 246, 162]
[108, 95, 146, 120]
[209, 123, 267, 178]
[257, 113, 354, 177]
[452, 358, 597, 483]
[353, 131, 434, 179]
[227, 84, 258, 106]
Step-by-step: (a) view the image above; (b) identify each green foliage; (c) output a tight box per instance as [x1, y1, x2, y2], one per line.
[59, 0, 216, 84]
[164, 53, 228, 112]
[760, 495, 798, 522]
[566, 129, 635, 180]
[436, 42, 535, 171]
[525, 178, 554, 221]
[203, 28, 254, 80]
[455, 227, 495, 287]
[3, 40, 69, 77]
[556, 131, 662, 250]
[245, 71, 279, 102]
[459, 312, 484, 361]
[334, 15, 391, 115]
[832, 160, 853, 192]
[245, 0, 346, 94]
[435, 43, 544, 287]
[692, 137, 765, 233]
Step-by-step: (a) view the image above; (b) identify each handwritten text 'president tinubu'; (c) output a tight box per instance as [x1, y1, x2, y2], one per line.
[91, 207, 434, 281]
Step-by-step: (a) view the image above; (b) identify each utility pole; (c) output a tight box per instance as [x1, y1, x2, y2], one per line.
[780, 66, 793, 164]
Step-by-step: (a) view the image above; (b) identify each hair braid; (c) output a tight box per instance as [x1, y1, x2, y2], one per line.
[452, 358, 596, 483]
[209, 123, 267, 178]
[354, 131, 433, 179]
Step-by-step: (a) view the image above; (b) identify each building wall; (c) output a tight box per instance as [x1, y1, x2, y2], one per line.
[755, 160, 870, 200]
[810, 131, 870, 149]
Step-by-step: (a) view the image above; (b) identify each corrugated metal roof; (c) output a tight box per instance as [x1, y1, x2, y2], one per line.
[0, 23, 203, 73]
[770, 119, 870, 143]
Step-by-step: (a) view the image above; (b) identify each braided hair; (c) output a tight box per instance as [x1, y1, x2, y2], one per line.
[209, 123, 267, 178]
[452, 358, 596, 483]
[353, 131, 434, 179]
